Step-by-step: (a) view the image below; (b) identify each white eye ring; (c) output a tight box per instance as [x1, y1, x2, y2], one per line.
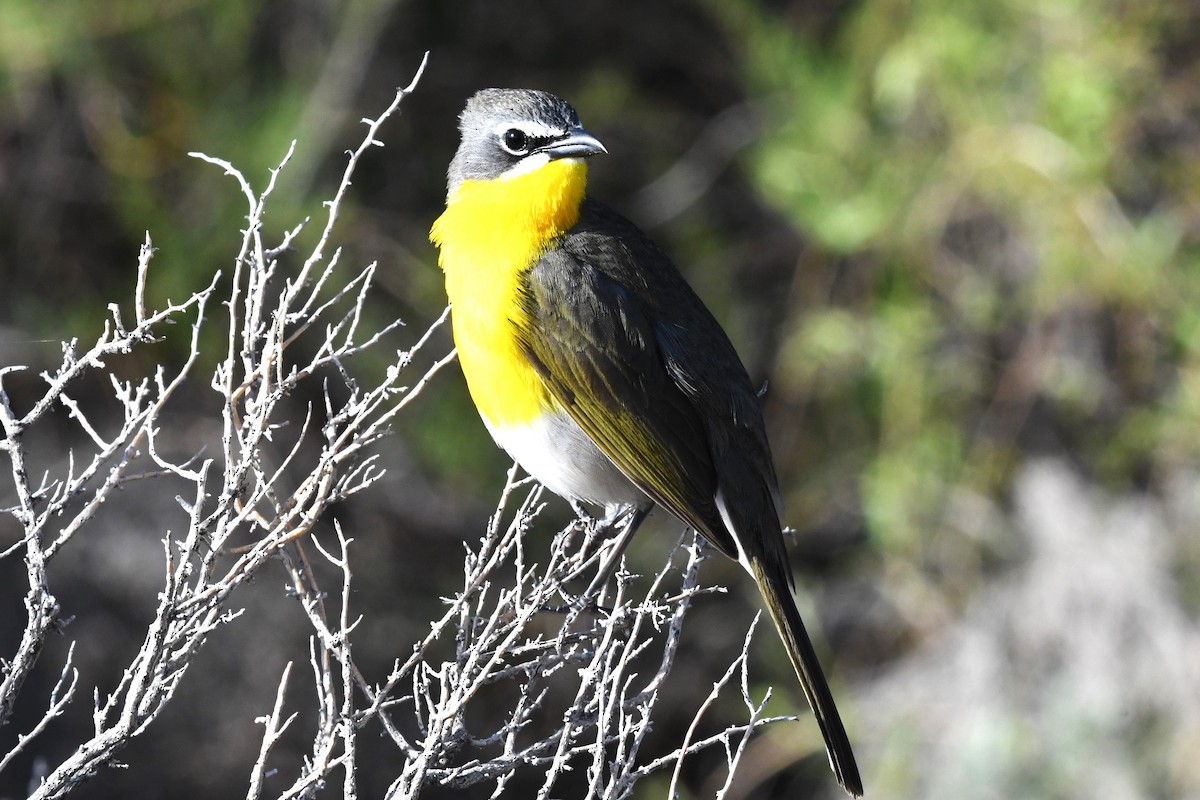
[501, 128, 529, 155]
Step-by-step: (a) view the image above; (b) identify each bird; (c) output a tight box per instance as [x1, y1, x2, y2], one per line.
[429, 88, 863, 797]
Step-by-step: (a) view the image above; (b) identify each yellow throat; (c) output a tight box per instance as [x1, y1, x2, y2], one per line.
[430, 157, 589, 428]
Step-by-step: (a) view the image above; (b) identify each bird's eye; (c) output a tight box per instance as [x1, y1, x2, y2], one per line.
[501, 128, 529, 154]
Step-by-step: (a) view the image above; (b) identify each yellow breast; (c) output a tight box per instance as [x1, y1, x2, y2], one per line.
[430, 158, 589, 427]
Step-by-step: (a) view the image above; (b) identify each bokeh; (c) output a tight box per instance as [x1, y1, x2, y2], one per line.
[2, 0, 1198, 798]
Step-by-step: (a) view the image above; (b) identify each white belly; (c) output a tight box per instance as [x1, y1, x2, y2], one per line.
[484, 410, 646, 508]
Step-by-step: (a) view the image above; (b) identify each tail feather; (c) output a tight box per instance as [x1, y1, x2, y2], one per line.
[748, 556, 864, 797]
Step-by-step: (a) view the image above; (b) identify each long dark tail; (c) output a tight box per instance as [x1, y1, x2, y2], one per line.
[748, 555, 863, 797]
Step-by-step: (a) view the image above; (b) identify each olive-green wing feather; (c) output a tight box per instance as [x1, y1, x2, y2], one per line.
[520, 200, 862, 796]
[515, 238, 736, 557]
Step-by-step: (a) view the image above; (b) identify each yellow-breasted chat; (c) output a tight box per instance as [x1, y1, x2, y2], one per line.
[430, 88, 862, 797]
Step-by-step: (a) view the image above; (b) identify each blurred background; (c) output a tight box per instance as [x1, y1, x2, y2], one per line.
[2, 0, 1199, 798]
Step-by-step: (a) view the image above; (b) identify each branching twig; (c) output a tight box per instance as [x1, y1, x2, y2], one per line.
[247, 663, 298, 800]
[2, 49, 790, 800]
[2, 53, 437, 800]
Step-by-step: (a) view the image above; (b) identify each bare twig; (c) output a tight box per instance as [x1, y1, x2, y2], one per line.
[2, 54, 438, 800]
[3, 50, 789, 800]
[247, 663, 298, 800]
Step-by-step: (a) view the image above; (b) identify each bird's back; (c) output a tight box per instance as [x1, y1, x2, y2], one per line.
[519, 197, 784, 560]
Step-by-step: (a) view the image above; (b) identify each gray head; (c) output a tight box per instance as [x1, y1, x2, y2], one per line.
[446, 88, 607, 196]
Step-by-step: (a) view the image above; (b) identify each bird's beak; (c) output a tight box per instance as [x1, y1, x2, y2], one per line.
[540, 126, 607, 159]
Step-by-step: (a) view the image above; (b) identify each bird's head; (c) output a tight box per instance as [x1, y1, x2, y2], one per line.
[446, 88, 607, 197]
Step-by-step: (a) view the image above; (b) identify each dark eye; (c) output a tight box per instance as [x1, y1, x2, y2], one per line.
[501, 128, 529, 154]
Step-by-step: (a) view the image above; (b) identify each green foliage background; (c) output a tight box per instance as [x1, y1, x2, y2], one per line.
[2, 0, 1198, 798]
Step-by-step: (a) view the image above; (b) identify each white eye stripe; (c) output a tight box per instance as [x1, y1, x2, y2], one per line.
[498, 152, 551, 179]
[491, 120, 564, 141]
[497, 154, 585, 180]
